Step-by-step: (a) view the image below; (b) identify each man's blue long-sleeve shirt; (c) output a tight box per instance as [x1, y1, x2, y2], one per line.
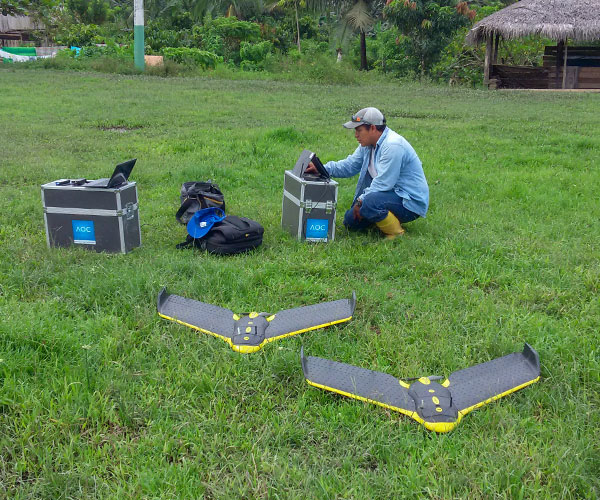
[324, 127, 429, 217]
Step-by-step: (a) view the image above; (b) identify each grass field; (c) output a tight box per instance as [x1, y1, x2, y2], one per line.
[0, 67, 599, 499]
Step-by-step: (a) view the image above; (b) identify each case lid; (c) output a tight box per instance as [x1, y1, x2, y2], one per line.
[292, 150, 330, 180]
[41, 181, 137, 211]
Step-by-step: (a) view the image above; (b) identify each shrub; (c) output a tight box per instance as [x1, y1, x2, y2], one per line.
[264, 49, 361, 85]
[145, 59, 189, 77]
[80, 40, 132, 59]
[239, 40, 273, 70]
[89, 56, 136, 74]
[192, 17, 261, 64]
[356, 24, 417, 76]
[145, 21, 182, 52]
[23, 49, 85, 70]
[55, 23, 103, 47]
[431, 26, 483, 86]
[162, 47, 221, 69]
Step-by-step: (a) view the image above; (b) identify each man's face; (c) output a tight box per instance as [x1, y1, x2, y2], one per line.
[354, 124, 379, 147]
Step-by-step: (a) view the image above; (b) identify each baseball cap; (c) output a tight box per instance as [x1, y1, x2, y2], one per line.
[343, 107, 386, 129]
[187, 207, 226, 239]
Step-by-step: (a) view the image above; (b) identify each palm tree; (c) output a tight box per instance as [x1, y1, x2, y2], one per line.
[338, 0, 385, 70]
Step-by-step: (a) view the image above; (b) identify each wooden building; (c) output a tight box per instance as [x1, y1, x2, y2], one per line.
[465, 0, 600, 90]
[0, 15, 41, 47]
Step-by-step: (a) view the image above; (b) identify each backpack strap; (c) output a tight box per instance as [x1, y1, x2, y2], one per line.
[176, 234, 203, 249]
[175, 197, 203, 224]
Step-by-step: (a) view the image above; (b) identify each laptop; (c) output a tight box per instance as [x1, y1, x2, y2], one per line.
[292, 150, 330, 180]
[85, 159, 137, 188]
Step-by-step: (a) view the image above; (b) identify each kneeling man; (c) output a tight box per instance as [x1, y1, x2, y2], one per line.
[307, 107, 428, 238]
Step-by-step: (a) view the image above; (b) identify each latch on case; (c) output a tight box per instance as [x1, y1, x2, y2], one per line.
[125, 202, 135, 220]
[303, 199, 312, 213]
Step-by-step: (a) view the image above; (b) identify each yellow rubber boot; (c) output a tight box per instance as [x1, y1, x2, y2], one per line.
[375, 211, 405, 239]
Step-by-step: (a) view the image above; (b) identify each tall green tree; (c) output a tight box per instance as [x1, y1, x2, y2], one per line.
[1, 0, 29, 16]
[384, 0, 475, 73]
[276, 0, 305, 52]
[67, 0, 110, 24]
[226, 0, 266, 19]
[153, 0, 215, 24]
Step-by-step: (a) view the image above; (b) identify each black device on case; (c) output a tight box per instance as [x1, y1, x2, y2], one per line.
[292, 149, 330, 180]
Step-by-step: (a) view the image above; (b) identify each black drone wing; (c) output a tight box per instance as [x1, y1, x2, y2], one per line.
[157, 288, 356, 353]
[157, 288, 235, 342]
[301, 347, 416, 416]
[446, 343, 540, 415]
[301, 344, 540, 433]
[265, 292, 356, 341]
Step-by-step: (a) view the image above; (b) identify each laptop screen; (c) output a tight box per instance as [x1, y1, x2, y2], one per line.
[292, 150, 329, 180]
[309, 153, 329, 179]
[107, 158, 136, 188]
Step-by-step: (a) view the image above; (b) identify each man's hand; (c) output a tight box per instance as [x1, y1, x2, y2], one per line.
[304, 162, 318, 174]
[352, 200, 363, 221]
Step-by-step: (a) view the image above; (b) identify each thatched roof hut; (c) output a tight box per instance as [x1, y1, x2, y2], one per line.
[465, 0, 600, 89]
[466, 0, 600, 45]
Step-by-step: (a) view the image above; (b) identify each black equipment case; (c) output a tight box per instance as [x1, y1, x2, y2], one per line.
[41, 181, 141, 253]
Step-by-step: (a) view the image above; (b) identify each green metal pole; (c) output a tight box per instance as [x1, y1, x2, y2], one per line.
[134, 0, 144, 71]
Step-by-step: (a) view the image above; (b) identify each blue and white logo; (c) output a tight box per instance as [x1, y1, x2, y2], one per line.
[306, 218, 329, 240]
[72, 220, 96, 244]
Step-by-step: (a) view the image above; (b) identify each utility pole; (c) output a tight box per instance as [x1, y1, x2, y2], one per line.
[134, 0, 144, 71]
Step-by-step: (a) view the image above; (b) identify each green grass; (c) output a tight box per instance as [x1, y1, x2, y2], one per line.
[0, 67, 599, 499]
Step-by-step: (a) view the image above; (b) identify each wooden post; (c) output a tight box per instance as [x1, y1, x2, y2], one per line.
[484, 35, 493, 85]
[555, 40, 564, 89]
[562, 40, 568, 89]
[493, 33, 500, 65]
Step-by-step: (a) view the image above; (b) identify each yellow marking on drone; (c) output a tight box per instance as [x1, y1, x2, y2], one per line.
[418, 377, 430, 385]
[233, 316, 353, 353]
[158, 312, 234, 348]
[306, 379, 415, 419]
[264, 316, 353, 345]
[307, 375, 539, 434]
[249, 312, 259, 319]
[161, 312, 353, 354]
[432, 396, 440, 405]
[306, 378, 462, 432]
[457, 376, 540, 418]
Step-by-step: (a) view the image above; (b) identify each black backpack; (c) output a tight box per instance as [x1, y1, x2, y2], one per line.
[177, 216, 264, 255]
[176, 181, 225, 225]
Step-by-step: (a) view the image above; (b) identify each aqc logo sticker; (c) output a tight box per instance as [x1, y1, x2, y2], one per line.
[306, 219, 328, 240]
[72, 220, 96, 244]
